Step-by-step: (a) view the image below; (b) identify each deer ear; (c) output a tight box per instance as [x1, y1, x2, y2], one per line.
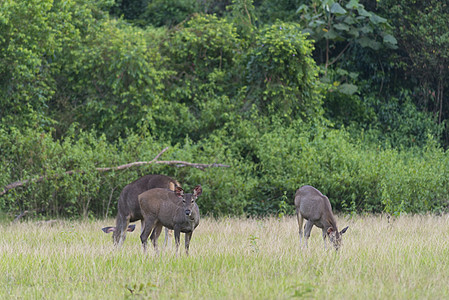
[193, 185, 202, 197]
[102, 226, 116, 233]
[340, 226, 349, 235]
[327, 227, 335, 235]
[127, 224, 136, 232]
[175, 186, 184, 197]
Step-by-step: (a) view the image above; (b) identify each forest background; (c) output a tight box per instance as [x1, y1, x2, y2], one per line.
[1, 0, 449, 219]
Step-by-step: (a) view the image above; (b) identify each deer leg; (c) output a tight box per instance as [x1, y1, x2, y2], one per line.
[303, 220, 314, 248]
[150, 223, 163, 254]
[296, 209, 304, 246]
[174, 228, 181, 257]
[321, 228, 327, 250]
[140, 219, 145, 235]
[140, 217, 156, 254]
[114, 214, 130, 248]
[185, 232, 192, 256]
[163, 228, 172, 248]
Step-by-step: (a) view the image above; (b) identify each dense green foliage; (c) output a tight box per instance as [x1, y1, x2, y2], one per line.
[1, 0, 449, 218]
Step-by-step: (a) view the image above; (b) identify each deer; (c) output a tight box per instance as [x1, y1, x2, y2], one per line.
[138, 185, 201, 256]
[102, 174, 180, 248]
[294, 185, 349, 251]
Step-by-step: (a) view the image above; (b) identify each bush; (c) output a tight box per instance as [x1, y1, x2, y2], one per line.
[241, 122, 449, 216]
[1, 124, 449, 218]
[0, 126, 172, 218]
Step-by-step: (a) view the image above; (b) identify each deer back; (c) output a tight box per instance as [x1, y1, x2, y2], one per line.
[295, 185, 337, 230]
[118, 174, 180, 221]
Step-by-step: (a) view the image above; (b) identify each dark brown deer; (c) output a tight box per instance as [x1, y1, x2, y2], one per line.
[294, 185, 349, 250]
[102, 174, 180, 247]
[138, 185, 201, 256]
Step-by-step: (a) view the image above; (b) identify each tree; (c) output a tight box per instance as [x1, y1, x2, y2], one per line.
[0, 0, 111, 132]
[296, 0, 397, 73]
[245, 22, 324, 121]
[379, 1, 449, 128]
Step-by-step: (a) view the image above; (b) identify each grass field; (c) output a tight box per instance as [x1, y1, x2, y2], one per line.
[1, 214, 449, 299]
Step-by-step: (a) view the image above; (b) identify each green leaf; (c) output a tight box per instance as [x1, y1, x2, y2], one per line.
[357, 8, 371, 17]
[383, 34, 397, 45]
[346, 0, 360, 10]
[330, 3, 347, 15]
[349, 72, 359, 80]
[324, 29, 339, 40]
[344, 15, 356, 25]
[348, 28, 360, 38]
[338, 83, 358, 95]
[296, 4, 308, 14]
[357, 37, 381, 50]
[336, 68, 349, 76]
[360, 26, 373, 34]
[334, 23, 350, 31]
[370, 14, 387, 24]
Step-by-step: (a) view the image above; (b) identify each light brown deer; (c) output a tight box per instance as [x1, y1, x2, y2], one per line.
[139, 185, 201, 256]
[294, 185, 348, 250]
[102, 174, 180, 247]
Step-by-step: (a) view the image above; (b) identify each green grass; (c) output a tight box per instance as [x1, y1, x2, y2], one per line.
[1, 215, 449, 299]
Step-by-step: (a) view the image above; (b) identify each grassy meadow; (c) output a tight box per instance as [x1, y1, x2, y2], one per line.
[1, 215, 449, 299]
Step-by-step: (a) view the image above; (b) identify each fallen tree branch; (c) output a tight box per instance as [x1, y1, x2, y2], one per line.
[94, 146, 170, 172]
[0, 147, 230, 197]
[153, 161, 230, 169]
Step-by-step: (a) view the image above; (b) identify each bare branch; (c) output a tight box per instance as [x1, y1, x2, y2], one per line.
[95, 147, 170, 172]
[328, 42, 352, 67]
[0, 147, 229, 197]
[154, 160, 230, 170]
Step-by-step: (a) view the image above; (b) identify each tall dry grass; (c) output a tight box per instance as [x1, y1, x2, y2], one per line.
[1, 215, 449, 299]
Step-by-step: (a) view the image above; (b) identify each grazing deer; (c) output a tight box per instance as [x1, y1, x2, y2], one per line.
[139, 185, 201, 256]
[294, 185, 349, 250]
[102, 174, 180, 247]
